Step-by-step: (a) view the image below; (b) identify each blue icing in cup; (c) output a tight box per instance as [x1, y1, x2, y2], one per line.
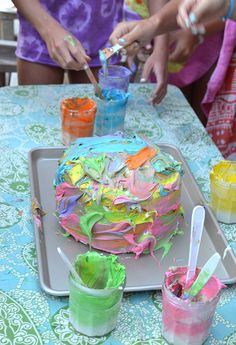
[102, 88, 129, 102]
[95, 88, 129, 136]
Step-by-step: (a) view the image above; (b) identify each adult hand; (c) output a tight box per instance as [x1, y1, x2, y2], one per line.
[141, 36, 168, 105]
[109, 19, 158, 50]
[168, 30, 200, 64]
[44, 21, 91, 70]
[177, 0, 229, 29]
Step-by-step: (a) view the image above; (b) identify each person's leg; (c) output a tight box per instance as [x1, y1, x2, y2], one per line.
[181, 82, 207, 126]
[180, 84, 193, 107]
[190, 62, 217, 127]
[68, 67, 100, 84]
[180, 62, 217, 127]
[17, 58, 64, 85]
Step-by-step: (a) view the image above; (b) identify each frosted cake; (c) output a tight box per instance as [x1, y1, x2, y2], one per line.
[54, 133, 184, 258]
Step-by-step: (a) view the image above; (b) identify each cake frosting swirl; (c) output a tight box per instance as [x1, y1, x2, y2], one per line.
[54, 132, 185, 258]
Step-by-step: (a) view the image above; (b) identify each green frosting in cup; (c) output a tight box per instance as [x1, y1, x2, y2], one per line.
[69, 252, 126, 336]
[74, 251, 126, 289]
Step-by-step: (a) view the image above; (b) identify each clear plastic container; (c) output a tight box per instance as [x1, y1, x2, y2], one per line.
[69, 274, 123, 336]
[61, 97, 97, 146]
[68, 252, 126, 337]
[162, 269, 221, 345]
[94, 89, 129, 136]
[98, 65, 131, 92]
[210, 160, 236, 224]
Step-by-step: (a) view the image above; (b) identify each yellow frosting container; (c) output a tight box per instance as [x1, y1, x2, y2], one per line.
[210, 160, 236, 224]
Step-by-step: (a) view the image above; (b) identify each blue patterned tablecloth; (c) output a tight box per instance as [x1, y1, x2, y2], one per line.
[0, 84, 235, 345]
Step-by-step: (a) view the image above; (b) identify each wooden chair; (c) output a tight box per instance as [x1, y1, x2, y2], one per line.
[0, 9, 17, 86]
[0, 39, 17, 71]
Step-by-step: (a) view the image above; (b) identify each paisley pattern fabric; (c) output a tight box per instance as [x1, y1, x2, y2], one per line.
[0, 84, 235, 345]
[16, 0, 124, 66]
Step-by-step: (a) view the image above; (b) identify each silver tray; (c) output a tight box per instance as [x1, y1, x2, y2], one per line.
[28, 145, 236, 296]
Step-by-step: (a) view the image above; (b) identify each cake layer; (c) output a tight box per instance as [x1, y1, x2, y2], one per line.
[54, 132, 185, 258]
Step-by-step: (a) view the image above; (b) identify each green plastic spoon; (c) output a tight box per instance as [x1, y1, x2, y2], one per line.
[187, 252, 221, 298]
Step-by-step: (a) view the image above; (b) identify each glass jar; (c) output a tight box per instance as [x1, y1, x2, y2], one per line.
[162, 267, 222, 345]
[210, 160, 236, 224]
[61, 97, 97, 146]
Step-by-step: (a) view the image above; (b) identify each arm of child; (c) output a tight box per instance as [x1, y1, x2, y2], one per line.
[169, 20, 225, 65]
[12, 0, 90, 70]
[140, 0, 169, 104]
[177, 0, 232, 29]
[110, 0, 182, 47]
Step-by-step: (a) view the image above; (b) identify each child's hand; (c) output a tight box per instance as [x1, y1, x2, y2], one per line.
[177, 0, 229, 29]
[109, 21, 138, 46]
[141, 52, 168, 104]
[168, 30, 200, 64]
[44, 22, 91, 70]
[109, 19, 158, 50]
[141, 36, 168, 105]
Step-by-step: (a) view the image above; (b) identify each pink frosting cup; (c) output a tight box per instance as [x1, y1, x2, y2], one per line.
[162, 266, 225, 345]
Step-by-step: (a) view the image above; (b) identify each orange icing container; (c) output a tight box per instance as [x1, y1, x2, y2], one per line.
[61, 97, 97, 146]
[210, 160, 236, 224]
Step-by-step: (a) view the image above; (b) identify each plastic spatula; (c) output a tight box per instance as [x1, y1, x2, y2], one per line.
[57, 247, 83, 285]
[188, 253, 221, 297]
[186, 205, 205, 284]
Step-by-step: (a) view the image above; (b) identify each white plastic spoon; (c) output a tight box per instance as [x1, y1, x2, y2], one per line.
[186, 205, 205, 284]
[57, 247, 124, 295]
[57, 247, 83, 284]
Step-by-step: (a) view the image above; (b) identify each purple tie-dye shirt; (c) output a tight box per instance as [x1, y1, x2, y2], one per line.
[16, 0, 124, 67]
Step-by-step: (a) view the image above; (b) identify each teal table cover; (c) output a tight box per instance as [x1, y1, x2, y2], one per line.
[0, 84, 235, 345]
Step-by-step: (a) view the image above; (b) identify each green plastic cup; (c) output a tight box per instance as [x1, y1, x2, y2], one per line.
[69, 252, 126, 336]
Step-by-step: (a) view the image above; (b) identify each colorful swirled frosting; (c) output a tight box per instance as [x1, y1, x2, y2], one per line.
[54, 132, 185, 259]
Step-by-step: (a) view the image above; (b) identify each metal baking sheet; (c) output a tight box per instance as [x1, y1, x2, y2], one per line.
[28, 145, 236, 296]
